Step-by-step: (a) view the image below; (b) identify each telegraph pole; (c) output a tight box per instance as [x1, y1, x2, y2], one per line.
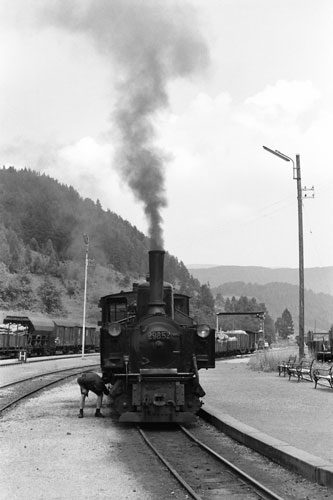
[295, 155, 305, 358]
[263, 147, 314, 359]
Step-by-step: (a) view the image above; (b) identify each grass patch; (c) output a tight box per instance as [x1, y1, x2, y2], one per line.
[248, 348, 299, 372]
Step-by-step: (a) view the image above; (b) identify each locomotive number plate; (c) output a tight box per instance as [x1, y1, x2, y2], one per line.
[148, 330, 171, 341]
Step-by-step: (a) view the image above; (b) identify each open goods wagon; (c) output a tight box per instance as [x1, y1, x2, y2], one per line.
[215, 329, 257, 357]
[0, 315, 98, 357]
[0, 322, 28, 357]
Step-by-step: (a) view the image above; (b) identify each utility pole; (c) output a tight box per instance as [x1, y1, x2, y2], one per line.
[295, 155, 305, 358]
[263, 147, 314, 359]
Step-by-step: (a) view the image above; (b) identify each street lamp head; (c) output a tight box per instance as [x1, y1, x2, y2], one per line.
[83, 234, 89, 245]
[262, 146, 291, 162]
[274, 150, 292, 162]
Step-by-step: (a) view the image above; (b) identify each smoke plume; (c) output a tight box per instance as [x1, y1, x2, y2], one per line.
[42, 0, 209, 249]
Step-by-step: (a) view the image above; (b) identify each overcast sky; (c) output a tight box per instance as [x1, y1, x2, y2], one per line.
[1, 0, 332, 272]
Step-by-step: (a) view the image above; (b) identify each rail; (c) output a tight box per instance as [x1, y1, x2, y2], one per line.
[0, 365, 99, 414]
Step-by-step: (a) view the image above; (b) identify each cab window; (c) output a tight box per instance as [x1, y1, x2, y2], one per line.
[108, 299, 128, 322]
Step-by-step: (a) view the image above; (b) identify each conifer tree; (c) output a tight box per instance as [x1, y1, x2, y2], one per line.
[275, 308, 294, 339]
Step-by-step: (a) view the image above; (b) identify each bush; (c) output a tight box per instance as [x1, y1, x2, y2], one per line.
[37, 277, 65, 314]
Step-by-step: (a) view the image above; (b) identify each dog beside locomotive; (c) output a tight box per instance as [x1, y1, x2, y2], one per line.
[99, 249, 215, 423]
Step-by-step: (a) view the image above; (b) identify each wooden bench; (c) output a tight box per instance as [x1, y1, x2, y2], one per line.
[288, 358, 314, 382]
[313, 364, 333, 389]
[277, 355, 297, 377]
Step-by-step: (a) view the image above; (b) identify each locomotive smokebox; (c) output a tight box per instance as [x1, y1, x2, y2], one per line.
[148, 250, 166, 315]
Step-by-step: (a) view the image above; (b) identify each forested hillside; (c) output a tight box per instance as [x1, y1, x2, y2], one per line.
[0, 167, 215, 325]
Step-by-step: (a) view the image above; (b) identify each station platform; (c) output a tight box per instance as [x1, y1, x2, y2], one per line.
[0, 354, 100, 386]
[200, 357, 333, 487]
[0, 352, 99, 366]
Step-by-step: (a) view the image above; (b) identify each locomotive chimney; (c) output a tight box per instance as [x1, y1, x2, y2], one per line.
[148, 250, 166, 315]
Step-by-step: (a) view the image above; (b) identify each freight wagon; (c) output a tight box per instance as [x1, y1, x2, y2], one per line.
[0, 315, 98, 358]
[215, 329, 257, 357]
[0, 322, 28, 358]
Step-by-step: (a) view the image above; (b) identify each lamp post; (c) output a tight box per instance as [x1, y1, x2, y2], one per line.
[263, 146, 304, 359]
[82, 233, 89, 360]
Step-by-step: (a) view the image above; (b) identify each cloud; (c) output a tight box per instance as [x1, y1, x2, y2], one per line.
[236, 80, 321, 134]
[44, 137, 115, 205]
[1, 1, 332, 268]
[39, 0, 210, 249]
[42, 136, 148, 232]
[152, 79, 333, 266]
[246, 80, 321, 115]
[58, 137, 111, 169]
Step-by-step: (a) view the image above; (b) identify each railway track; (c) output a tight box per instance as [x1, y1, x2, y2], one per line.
[0, 364, 99, 414]
[139, 424, 286, 500]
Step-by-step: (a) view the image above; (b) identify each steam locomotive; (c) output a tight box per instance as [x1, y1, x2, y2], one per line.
[99, 250, 215, 423]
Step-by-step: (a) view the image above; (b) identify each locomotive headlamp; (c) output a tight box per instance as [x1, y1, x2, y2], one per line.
[197, 324, 210, 338]
[107, 323, 122, 337]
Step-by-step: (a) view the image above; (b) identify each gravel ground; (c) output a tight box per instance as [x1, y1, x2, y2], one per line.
[1, 378, 187, 500]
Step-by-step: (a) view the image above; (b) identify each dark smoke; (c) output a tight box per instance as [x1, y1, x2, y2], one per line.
[41, 0, 209, 249]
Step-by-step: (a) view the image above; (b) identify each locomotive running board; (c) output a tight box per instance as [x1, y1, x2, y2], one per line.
[119, 411, 197, 424]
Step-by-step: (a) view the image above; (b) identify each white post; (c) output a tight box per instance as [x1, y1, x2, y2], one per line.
[82, 234, 89, 360]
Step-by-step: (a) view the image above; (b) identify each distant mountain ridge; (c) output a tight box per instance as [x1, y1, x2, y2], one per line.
[187, 264, 218, 269]
[189, 265, 333, 296]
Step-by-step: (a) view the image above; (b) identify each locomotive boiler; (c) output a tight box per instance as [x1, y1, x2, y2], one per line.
[99, 250, 215, 423]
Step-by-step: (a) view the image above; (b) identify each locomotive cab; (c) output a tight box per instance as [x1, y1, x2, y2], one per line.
[136, 281, 174, 319]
